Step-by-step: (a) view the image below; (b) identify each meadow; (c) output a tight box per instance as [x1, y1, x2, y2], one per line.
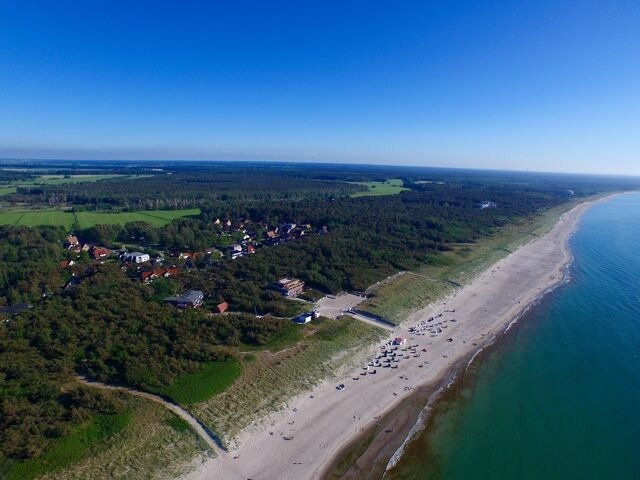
[0, 208, 201, 229]
[156, 360, 242, 404]
[349, 178, 409, 197]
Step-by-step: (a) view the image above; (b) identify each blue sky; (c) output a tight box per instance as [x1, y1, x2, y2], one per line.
[1, 1, 639, 174]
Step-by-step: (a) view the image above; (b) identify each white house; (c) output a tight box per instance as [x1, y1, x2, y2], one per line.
[121, 252, 150, 263]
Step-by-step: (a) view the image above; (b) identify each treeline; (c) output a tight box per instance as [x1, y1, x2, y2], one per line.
[10, 169, 365, 210]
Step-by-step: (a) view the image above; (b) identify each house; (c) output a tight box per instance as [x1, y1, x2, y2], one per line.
[283, 223, 297, 235]
[292, 312, 312, 324]
[392, 337, 407, 346]
[140, 267, 179, 283]
[59, 260, 75, 268]
[141, 270, 157, 283]
[479, 201, 497, 210]
[164, 290, 204, 309]
[65, 235, 79, 249]
[229, 244, 243, 260]
[121, 252, 150, 263]
[272, 277, 305, 297]
[215, 301, 229, 314]
[246, 244, 256, 254]
[90, 246, 110, 259]
[265, 230, 277, 239]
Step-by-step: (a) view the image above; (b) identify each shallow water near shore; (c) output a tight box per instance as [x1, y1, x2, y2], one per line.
[385, 193, 640, 480]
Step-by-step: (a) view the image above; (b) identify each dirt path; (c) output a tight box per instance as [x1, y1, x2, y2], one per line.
[76, 376, 227, 460]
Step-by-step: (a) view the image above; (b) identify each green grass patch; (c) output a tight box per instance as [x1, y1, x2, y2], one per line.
[298, 288, 325, 302]
[0, 186, 17, 195]
[0, 411, 132, 480]
[165, 416, 191, 433]
[0, 208, 200, 229]
[350, 179, 409, 197]
[255, 321, 304, 351]
[157, 360, 242, 404]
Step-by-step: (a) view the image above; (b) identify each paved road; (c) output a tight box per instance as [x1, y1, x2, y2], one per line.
[76, 376, 227, 459]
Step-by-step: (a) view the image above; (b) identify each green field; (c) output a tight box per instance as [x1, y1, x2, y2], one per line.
[157, 360, 242, 404]
[29, 174, 136, 185]
[0, 208, 200, 229]
[350, 178, 409, 197]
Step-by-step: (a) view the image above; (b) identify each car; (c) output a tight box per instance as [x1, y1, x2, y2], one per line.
[336, 384, 346, 391]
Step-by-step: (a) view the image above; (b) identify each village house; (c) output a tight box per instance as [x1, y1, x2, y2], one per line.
[65, 235, 79, 249]
[229, 244, 243, 260]
[121, 251, 150, 263]
[479, 201, 497, 209]
[140, 267, 179, 283]
[272, 277, 305, 297]
[164, 290, 204, 309]
[292, 312, 312, 324]
[90, 246, 110, 259]
[215, 301, 229, 314]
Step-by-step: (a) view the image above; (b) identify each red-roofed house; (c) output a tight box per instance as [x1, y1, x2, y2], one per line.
[215, 302, 229, 314]
[90, 246, 110, 259]
[141, 268, 180, 283]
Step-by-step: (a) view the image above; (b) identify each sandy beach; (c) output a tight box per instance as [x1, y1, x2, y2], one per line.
[184, 199, 596, 480]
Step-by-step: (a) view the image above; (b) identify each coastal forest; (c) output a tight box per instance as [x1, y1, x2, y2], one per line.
[0, 161, 637, 475]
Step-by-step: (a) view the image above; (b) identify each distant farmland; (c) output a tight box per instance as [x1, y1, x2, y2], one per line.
[0, 208, 201, 229]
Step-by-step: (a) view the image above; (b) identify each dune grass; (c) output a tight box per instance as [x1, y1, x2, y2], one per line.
[192, 317, 385, 447]
[1, 411, 132, 480]
[157, 360, 242, 405]
[34, 398, 207, 480]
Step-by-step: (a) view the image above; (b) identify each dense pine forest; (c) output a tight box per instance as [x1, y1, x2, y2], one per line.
[1, 161, 638, 466]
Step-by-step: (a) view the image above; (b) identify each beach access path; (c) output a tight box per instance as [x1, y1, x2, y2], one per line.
[183, 199, 596, 480]
[76, 377, 227, 460]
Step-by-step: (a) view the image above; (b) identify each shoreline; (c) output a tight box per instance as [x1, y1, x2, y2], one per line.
[184, 197, 608, 480]
[323, 261, 573, 480]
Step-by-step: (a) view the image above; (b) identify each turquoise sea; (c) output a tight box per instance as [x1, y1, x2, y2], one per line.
[386, 193, 640, 480]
